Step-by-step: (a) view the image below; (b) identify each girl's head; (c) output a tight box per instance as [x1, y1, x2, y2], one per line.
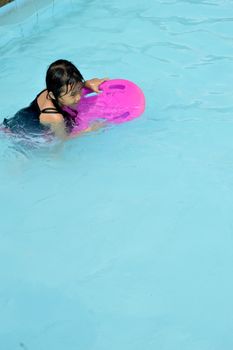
[46, 59, 84, 107]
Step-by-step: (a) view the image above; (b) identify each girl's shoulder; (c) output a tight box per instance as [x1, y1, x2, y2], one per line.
[37, 90, 64, 124]
[37, 89, 54, 111]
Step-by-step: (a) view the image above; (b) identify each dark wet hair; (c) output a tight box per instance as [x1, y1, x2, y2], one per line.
[46, 59, 84, 104]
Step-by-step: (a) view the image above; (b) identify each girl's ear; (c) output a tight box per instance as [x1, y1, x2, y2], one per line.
[48, 91, 55, 100]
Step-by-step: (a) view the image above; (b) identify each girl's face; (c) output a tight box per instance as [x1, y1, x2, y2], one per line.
[58, 82, 84, 107]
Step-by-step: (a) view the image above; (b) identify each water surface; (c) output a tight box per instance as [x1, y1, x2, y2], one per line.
[0, 0, 233, 349]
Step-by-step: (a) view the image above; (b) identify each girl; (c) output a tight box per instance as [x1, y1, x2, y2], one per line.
[2, 59, 108, 139]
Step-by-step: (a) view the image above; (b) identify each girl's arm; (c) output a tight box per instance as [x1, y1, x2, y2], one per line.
[70, 121, 107, 138]
[40, 113, 105, 140]
[40, 113, 69, 140]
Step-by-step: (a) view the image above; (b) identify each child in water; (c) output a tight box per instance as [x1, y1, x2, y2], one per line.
[2, 59, 108, 139]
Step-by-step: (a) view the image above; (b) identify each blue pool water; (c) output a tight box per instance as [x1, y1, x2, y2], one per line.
[1, 0, 233, 349]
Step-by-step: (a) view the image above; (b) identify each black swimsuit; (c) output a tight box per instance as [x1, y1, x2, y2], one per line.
[2, 90, 59, 135]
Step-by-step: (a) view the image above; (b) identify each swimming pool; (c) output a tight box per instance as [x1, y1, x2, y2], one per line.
[1, 0, 233, 349]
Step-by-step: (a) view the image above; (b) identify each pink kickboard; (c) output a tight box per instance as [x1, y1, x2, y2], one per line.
[69, 79, 145, 134]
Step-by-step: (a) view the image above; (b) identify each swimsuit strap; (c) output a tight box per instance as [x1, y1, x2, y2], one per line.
[41, 107, 60, 114]
[36, 90, 60, 114]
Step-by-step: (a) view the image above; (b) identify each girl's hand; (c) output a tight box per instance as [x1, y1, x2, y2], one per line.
[68, 121, 107, 139]
[84, 78, 109, 93]
[88, 120, 107, 131]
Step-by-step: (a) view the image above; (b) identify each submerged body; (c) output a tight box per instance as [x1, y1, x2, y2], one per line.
[3, 90, 55, 136]
[1, 59, 107, 140]
[2, 89, 75, 137]
[1, 61, 145, 140]
[2, 79, 145, 140]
